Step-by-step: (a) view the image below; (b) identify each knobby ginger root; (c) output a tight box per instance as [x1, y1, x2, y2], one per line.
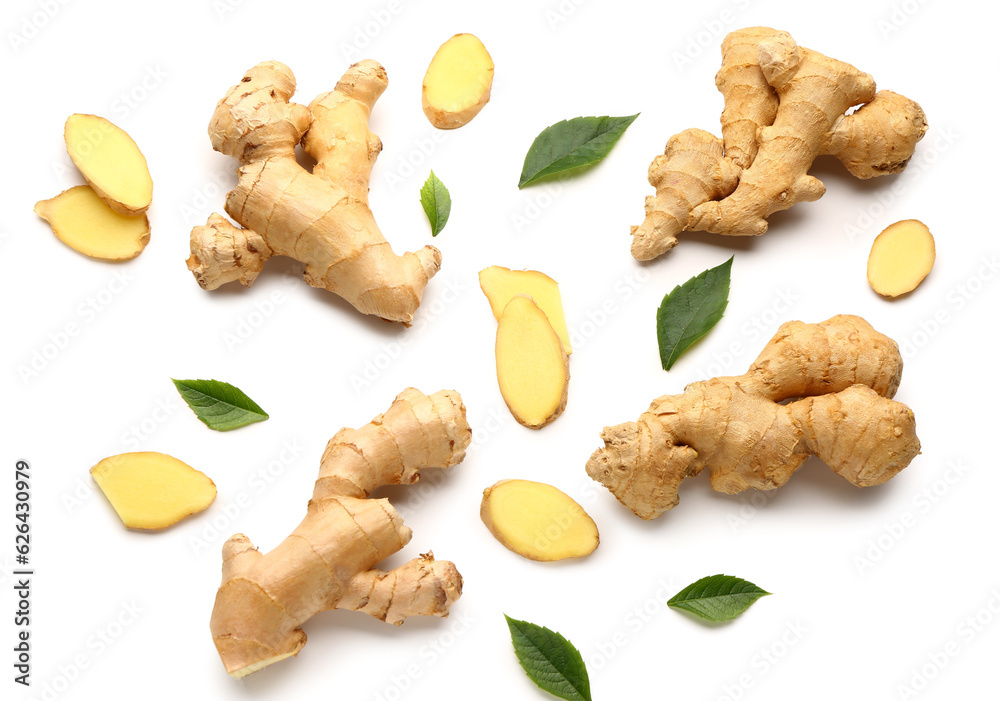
[422, 34, 494, 129]
[587, 315, 920, 520]
[495, 296, 569, 429]
[631, 27, 927, 260]
[481, 480, 598, 561]
[187, 61, 441, 324]
[479, 266, 572, 353]
[210, 388, 470, 678]
[64, 114, 153, 215]
[35, 186, 150, 260]
[91, 452, 216, 529]
[867, 219, 935, 297]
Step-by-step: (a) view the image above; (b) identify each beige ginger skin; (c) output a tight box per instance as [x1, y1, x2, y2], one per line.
[187, 60, 441, 324]
[210, 389, 470, 677]
[631, 27, 928, 260]
[586, 316, 920, 520]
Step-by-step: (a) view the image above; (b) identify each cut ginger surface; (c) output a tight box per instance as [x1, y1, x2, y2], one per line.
[867, 219, 935, 297]
[480, 266, 572, 353]
[495, 296, 569, 429]
[481, 480, 598, 561]
[91, 452, 216, 530]
[422, 34, 494, 129]
[65, 114, 153, 215]
[35, 185, 150, 260]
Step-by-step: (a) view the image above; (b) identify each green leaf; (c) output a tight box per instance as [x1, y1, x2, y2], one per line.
[656, 256, 733, 370]
[668, 574, 771, 622]
[171, 379, 269, 432]
[420, 171, 451, 237]
[505, 615, 591, 701]
[518, 114, 639, 188]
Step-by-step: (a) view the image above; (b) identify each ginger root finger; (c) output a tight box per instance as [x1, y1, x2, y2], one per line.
[210, 388, 470, 678]
[64, 114, 153, 215]
[481, 480, 598, 561]
[826, 91, 928, 179]
[91, 452, 216, 530]
[630, 129, 739, 261]
[479, 266, 572, 353]
[188, 60, 441, 324]
[867, 219, 935, 297]
[716, 26, 790, 170]
[495, 297, 569, 429]
[422, 33, 494, 129]
[586, 315, 920, 520]
[35, 186, 150, 261]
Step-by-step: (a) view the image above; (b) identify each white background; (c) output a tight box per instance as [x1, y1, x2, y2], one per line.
[3, 0, 997, 699]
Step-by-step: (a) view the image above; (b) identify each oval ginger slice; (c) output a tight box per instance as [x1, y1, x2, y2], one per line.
[867, 219, 935, 297]
[35, 186, 150, 260]
[65, 114, 153, 215]
[481, 479, 599, 561]
[479, 266, 572, 354]
[496, 296, 568, 429]
[422, 33, 494, 129]
[91, 452, 216, 530]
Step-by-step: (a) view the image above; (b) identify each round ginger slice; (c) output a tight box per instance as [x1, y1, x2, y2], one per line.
[65, 114, 153, 215]
[867, 219, 936, 297]
[34, 185, 150, 260]
[422, 33, 494, 129]
[90, 452, 216, 530]
[481, 480, 599, 561]
[495, 296, 569, 429]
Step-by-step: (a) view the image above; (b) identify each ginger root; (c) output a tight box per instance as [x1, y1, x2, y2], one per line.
[64, 114, 153, 215]
[631, 27, 927, 260]
[210, 388, 469, 678]
[867, 219, 935, 297]
[480, 266, 572, 353]
[481, 480, 598, 561]
[35, 186, 150, 260]
[495, 296, 569, 429]
[91, 452, 216, 529]
[587, 315, 920, 520]
[187, 60, 441, 324]
[422, 34, 494, 129]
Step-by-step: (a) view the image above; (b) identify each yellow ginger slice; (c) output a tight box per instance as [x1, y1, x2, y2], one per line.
[867, 219, 935, 297]
[35, 185, 150, 260]
[422, 33, 494, 129]
[479, 266, 572, 353]
[91, 452, 216, 530]
[496, 296, 568, 429]
[65, 114, 153, 215]
[481, 480, 599, 561]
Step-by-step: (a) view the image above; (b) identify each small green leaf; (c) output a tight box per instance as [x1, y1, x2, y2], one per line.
[505, 615, 591, 701]
[668, 574, 771, 622]
[519, 114, 639, 188]
[656, 256, 733, 370]
[420, 171, 451, 237]
[171, 379, 269, 432]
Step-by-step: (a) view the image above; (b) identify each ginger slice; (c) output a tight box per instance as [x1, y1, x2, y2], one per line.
[495, 296, 569, 429]
[91, 452, 216, 530]
[480, 266, 572, 353]
[64, 114, 153, 215]
[867, 219, 935, 297]
[481, 479, 599, 561]
[422, 33, 494, 129]
[35, 185, 150, 260]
